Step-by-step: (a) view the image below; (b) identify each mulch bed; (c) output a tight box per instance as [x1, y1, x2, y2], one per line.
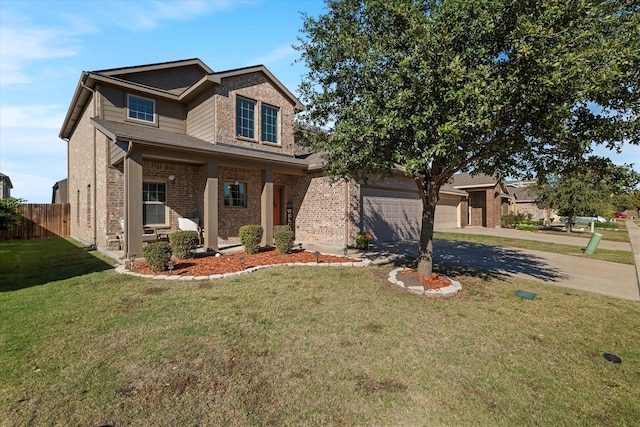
[130, 248, 356, 276]
[399, 270, 452, 289]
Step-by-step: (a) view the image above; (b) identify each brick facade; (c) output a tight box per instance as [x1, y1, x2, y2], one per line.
[63, 59, 469, 257]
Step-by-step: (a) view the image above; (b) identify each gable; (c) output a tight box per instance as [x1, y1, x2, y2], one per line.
[112, 65, 209, 96]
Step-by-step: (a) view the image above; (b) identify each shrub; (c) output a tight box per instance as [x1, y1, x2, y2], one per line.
[274, 227, 295, 254]
[595, 222, 619, 230]
[169, 230, 199, 259]
[143, 242, 172, 272]
[0, 198, 24, 232]
[501, 213, 525, 228]
[239, 225, 263, 254]
[356, 231, 373, 250]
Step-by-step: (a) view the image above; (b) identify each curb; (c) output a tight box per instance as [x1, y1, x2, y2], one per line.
[388, 267, 462, 298]
[115, 254, 372, 280]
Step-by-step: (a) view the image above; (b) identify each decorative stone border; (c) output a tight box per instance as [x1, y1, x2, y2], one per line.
[115, 254, 372, 281]
[388, 267, 462, 298]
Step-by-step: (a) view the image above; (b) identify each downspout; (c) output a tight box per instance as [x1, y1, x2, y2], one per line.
[81, 81, 97, 248]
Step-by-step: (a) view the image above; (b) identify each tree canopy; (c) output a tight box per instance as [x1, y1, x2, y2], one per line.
[534, 157, 640, 231]
[296, 0, 639, 276]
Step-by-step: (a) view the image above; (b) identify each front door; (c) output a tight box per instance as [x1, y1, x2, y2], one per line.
[273, 186, 282, 226]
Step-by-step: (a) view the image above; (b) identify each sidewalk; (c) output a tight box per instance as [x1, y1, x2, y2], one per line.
[304, 222, 640, 301]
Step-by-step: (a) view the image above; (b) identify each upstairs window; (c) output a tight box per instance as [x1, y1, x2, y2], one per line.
[128, 94, 155, 123]
[236, 97, 255, 139]
[261, 104, 279, 143]
[143, 181, 166, 224]
[223, 182, 247, 207]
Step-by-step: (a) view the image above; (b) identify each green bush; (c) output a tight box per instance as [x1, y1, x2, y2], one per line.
[501, 213, 525, 228]
[169, 230, 199, 259]
[274, 227, 295, 254]
[239, 225, 263, 254]
[0, 198, 24, 232]
[143, 242, 172, 272]
[356, 231, 373, 250]
[595, 222, 619, 230]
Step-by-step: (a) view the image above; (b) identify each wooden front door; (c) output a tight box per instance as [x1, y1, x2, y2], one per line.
[273, 186, 282, 226]
[469, 191, 486, 227]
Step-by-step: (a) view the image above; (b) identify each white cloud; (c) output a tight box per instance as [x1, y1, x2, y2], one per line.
[0, 105, 65, 129]
[248, 43, 296, 67]
[105, 0, 245, 31]
[0, 10, 81, 86]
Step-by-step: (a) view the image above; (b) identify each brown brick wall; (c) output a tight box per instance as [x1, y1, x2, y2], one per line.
[215, 72, 296, 155]
[67, 95, 96, 246]
[293, 173, 349, 244]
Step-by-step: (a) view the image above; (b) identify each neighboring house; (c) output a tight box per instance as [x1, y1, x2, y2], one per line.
[52, 179, 68, 204]
[59, 58, 468, 259]
[506, 182, 557, 223]
[0, 173, 13, 198]
[451, 173, 510, 228]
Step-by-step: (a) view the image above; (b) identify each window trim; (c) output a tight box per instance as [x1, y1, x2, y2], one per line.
[235, 96, 256, 140]
[127, 94, 157, 125]
[142, 180, 168, 225]
[223, 182, 247, 208]
[261, 103, 279, 144]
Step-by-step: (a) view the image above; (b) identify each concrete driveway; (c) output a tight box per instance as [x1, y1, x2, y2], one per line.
[312, 222, 640, 301]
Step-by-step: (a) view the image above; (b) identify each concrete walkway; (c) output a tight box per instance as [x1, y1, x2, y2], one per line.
[306, 222, 640, 301]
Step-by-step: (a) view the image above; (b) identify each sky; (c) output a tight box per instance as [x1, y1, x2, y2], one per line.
[1, 0, 638, 203]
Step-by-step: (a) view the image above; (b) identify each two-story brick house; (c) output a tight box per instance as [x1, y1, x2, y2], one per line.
[60, 59, 469, 259]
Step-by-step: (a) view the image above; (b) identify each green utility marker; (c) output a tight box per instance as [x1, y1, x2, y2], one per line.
[515, 290, 537, 300]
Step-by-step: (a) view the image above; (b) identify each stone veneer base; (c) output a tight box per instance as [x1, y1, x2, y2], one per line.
[388, 267, 462, 298]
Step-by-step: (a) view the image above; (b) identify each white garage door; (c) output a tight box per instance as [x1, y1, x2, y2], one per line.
[435, 196, 459, 230]
[361, 188, 421, 242]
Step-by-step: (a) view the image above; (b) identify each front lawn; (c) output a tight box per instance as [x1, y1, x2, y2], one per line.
[434, 231, 635, 265]
[1, 239, 639, 426]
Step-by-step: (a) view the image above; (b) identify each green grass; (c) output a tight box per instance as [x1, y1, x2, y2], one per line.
[1, 239, 640, 426]
[434, 232, 635, 265]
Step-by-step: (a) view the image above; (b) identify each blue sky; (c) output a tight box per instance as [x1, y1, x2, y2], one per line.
[1, 0, 638, 203]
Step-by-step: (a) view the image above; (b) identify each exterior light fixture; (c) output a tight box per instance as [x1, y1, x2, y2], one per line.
[167, 260, 175, 275]
[234, 179, 239, 186]
[239, 255, 245, 270]
[343, 246, 348, 257]
[129, 254, 136, 271]
[168, 174, 175, 182]
[314, 251, 320, 264]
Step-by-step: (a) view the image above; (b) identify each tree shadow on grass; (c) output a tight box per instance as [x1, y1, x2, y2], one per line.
[0, 238, 114, 292]
[366, 239, 567, 282]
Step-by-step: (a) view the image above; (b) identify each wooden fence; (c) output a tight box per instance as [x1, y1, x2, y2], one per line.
[0, 203, 70, 240]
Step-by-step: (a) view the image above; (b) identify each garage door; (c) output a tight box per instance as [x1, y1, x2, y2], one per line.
[434, 196, 459, 230]
[361, 188, 421, 242]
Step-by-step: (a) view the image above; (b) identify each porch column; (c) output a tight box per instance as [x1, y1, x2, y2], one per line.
[203, 161, 219, 252]
[261, 169, 274, 246]
[125, 150, 143, 258]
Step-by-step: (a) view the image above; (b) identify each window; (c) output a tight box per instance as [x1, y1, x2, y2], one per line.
[143, 181, 166, 224]
[224, 182, 247, 207]
[236, 97, 255, 139]
[261, 104, 279, 143]
[128, 94, 155, 123]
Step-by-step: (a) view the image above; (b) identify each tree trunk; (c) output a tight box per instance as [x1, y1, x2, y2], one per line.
[416, 178, 440, 278]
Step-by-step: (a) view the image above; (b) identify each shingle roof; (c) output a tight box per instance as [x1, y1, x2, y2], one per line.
[91, 118, 312, 169]
[451, 172, 499, 188]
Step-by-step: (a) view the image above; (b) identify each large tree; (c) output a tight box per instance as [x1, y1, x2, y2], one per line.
[296, 0, 639, 277]
[534, 157, 640, 231]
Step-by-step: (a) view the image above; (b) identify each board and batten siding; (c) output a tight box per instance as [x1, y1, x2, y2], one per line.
[186, 88, 216, 142]
[99, 85, 186, 134]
